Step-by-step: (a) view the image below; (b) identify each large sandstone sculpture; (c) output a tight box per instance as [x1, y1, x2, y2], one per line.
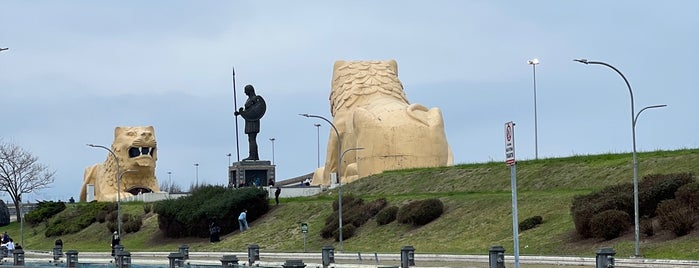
[80, 126, 160, 202]
[313, 60, 453, 186]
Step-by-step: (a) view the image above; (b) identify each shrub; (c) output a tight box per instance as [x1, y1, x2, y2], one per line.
[0, 200, 10, 227]
[376, 206, 399, 225]
[122, 214, 143, 233]
[154, 186, 269, 238]
[519, 216, 543, 231]
[397, 199, 444, 226]
[321, 197, 387, 240]
[676, 182, 699, 210]
[656, 199, 695, 236]
[589, 209, 629, 240]
[26, 201, 67, 226]
[640, 216, 654, 237]
[143, 204, 153, 214]
[570, 183, 633, 238]
[44, 202, 111, 237]
[639, 173, 695, 217]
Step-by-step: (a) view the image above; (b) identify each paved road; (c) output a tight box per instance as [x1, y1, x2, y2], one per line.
[15, 250, 699, 268]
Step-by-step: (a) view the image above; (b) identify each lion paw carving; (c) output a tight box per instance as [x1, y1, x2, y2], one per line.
[313, 60, 453, 186]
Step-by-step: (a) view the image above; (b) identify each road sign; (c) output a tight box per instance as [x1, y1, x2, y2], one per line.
[301, 222, 308, 233]
[505, 122, 515, 166]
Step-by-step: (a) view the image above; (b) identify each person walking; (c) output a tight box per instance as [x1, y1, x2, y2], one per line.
[209, 222, 221, 243]
[238, 209, 249, 232]
[274, 187, 281, 205]
[110, 231, 120, 257]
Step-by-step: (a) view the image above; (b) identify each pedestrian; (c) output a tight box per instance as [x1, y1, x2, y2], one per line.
[110, 231, 120, 257]
[209, 221, 221, 243]
[274, 187, 281, 205]
[238, 209, 249, 232]
[4, 238, 14, 255]
[2, 231, 8, 244]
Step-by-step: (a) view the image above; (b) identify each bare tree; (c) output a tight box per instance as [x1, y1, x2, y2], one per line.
[0, 140, 55, 217]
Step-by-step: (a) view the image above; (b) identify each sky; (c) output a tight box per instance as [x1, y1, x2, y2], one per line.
[1, 1, 698, 202]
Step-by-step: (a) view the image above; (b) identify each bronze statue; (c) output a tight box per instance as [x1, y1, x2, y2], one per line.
[234, 85, 266, 161]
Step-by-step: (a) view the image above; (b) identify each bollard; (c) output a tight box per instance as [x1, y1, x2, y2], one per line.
[65, 250, 79, 268]
[12, 248, 24, 266]
[596, 247, 616, 268]
[178, 244, 190, 260]
[400, 245, 415, 267]
[247, 244, 260, 266]
[116, 250, 132, 268]
[489, 246, 506, 268]
[321, 245, 335, 268]
[53, 245, 63, 261]
[168, 252, 185, 268]
[220, 255, 239, 267]
[281, 259, 307, 268]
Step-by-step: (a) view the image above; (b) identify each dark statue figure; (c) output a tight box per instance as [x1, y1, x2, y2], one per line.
[235, 85, 266, 161]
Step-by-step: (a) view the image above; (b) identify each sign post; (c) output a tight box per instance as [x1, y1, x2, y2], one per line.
[301, 223, 308, 252]
[505, 121, 520, 268]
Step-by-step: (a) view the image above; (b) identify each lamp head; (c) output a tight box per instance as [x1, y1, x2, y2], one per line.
[527, 58, 539, 65]
[573, 59, 589, 64]
[299, 113, 310, 117]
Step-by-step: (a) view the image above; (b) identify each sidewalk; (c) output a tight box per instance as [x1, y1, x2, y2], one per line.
[19, 250, 699, 267]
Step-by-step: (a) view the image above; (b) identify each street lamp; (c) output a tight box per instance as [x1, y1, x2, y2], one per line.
[299, 113, 344, 251]
[194, 163, 199, 187]
[167, 171, 172, 193]
[87, 143, 133, 239]
[315, 123, 321, 168]
[574, 59, 667, 258]
[527, 58, 540, 159]
[269, 138, 276, 165]
[227, 153, 232, 167]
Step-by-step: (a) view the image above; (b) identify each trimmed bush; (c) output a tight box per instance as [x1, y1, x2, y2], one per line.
[519, 216, 543, 231]
[639, 173, 695, 217]
[571, 183, 633, 238]
[44, 202, 111, 237]
[676, 182, 699, 210]
[640, 216, 654, 237]
[397, 199, 444, 226]
[122, 214, 143, 233]
[590, 209, 629, 240]
[657, 199, 695, 236]
[154, 186, 269, 238]
[376, 206, 399, 225]
[0, 200, 10, 227]
[321, 197, 387, 240]
[26, 201, 67, 226]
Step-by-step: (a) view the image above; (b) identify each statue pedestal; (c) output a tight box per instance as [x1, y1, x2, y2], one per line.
[229, 160, 275, 188]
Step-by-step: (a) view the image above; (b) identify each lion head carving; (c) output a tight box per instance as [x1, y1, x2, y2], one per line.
[80, 126, 160, 202]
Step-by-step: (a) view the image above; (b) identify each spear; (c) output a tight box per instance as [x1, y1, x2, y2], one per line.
[232, 67, 240, 162]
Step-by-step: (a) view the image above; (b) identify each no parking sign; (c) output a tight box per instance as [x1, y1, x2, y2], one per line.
[505, 121, 515, 166]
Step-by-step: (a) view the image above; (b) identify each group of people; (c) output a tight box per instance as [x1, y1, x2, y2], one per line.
[1, 231, 16, 256]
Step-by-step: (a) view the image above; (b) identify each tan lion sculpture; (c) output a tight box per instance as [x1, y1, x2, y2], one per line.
[312, 60, 453, 186]
[80, 126, 160, 202]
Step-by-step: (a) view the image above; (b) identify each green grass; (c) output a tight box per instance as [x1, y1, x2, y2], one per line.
[4, 149, 699, 259]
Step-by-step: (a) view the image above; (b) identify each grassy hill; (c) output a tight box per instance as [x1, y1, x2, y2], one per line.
[5, 149, 699, 259]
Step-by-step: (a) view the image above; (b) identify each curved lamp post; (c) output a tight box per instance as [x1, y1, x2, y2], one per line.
[527, 58, 540, 159]
[87, 143, 131, 239]
[194, 163, 199, 187]
[269, 138, 276, 165]
[299, 113, 346, 251]
[315, 124, 322, 168]
[574, 59, 667, 257]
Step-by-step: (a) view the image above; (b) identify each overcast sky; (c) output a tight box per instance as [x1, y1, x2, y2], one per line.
[1, 1, 697, 202]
